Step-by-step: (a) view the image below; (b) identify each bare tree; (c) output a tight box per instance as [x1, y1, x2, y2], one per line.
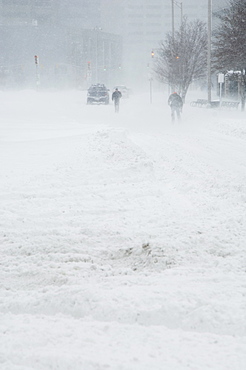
[213, 0, 246, 110]
[154, 18, 207, 101]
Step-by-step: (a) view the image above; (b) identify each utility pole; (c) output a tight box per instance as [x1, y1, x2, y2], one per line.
[34, 55, 40, 90]
[94, 27, 102, 83]
[171, 1, 183, 92]
[176, 1, 183, 26]
[96, 29, 98, 83]
[149, 50, 155, 104]
[171, 0, 175, 39]
[171, 0, 183, 36]
[208, 0, 212, 104]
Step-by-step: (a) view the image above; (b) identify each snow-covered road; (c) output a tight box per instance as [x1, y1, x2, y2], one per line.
[0, 90, 246, 370]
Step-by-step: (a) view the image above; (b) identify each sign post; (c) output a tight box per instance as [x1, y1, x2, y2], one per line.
[149, 77, 153, 104]
[86, 61, 92, 88]
[34, 55, 40, 90]
[218, 73, 224, 107]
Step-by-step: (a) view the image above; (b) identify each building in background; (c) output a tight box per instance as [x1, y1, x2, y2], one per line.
[0, 0, 227, 90]
[101, 0, 167, 88]
[0, 0, 121, 89]
[0, 0, 58, 26]
[100, 0, 227, 89]
[66, 28, 122, 89]
[57, 0, 100, 29]
[56, 1, 122, 88]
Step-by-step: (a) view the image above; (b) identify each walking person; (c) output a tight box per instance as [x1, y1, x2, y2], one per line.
[112, 88, 122, 113]
[168, 92, 183, 122]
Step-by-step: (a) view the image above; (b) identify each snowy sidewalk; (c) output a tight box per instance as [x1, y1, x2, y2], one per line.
[0, 90, 246, 370]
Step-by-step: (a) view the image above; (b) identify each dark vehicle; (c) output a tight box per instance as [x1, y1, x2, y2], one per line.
[87, 84, 109, 105]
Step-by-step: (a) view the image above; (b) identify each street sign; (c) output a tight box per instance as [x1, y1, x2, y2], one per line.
[218, 74, 224, 107]
[218, 73, 224, 83]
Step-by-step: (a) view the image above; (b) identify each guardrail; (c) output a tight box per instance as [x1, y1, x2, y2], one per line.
[190, 99, 239, 109]
[190, 99, 208, 107]
[221, 101, 240, 109]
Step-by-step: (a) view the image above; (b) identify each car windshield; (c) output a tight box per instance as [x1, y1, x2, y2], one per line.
[89, 85, 106, 92]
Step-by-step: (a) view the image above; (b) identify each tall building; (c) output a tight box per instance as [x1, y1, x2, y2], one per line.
[0, 0, 227, 89]
[101, 0, 167, 87]
[0, 0, 103, 27]
[55, 0, 122, 87]
[0, 0, 121, 89]
[100, 0, 228, 88]
[57, 0, 101, 29]
[181, 0, 227, 22]
[0, 0, 58, 26]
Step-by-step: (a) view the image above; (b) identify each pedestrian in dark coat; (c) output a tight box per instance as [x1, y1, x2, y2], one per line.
[168, 92, 183, 121]
[112, 88, 122, 113]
